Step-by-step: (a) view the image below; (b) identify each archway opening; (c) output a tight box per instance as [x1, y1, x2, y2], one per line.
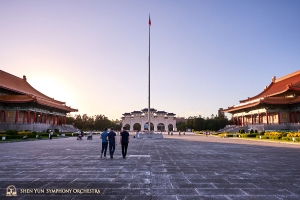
[168, 124, 173, 131]
[133, 123, 141, 131]
[124, 124, 130, 131]
[157, 123, 165, 131]
[144, 122, 154, 131]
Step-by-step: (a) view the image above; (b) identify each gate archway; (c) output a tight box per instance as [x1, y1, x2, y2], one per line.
[133, 123, 141, 131]
[144, 122, 154, 131]
[168, 124, 174, 131]
[124, 124, 130, 131]
[157, 123, 165, 131]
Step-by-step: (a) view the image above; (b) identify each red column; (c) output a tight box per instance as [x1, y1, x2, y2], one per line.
[3, 111, 6, 123]
[34, 112, 37, 123]
[23, 111, 25, 124]
[289, 113, 292, 123]
[53, 115, 56, 125]
[232, 117, 235, 125]
[294, 111, 297, 123]
[0, 110, 2, 122]
[27, 111, 31, 124]
[45, 114, 47, 124]
[278, 112, 281, 124]
[15, 110, 18, 124]
[40, 113, 43, 123]
[251, 115, 253, 124]
[266, 112, 269, 124]
[258, 114, 260, 124]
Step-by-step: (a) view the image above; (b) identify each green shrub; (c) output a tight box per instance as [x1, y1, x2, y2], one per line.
[239, 129, 245, 133]
[219, 133, 235, 137]
[269, 136, 281, 140]
[265, 132, 283, 137]
[282, 137, 298, 141]
[5, 130, 18, 136]
[5, 135, 24, 139]
[287, 133, 300, 137]
[259, 131, 265, 135]
[240, 134, 257, 138]
[32, 131, 37, 135]
[250, 129, 254, 134]
[254, 130, 258, 133]
[18, 131, 33, 135]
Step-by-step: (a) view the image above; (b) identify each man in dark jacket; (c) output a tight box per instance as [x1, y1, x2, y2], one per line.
[107, 128, 117, 159]
[120, 127, 130, 159]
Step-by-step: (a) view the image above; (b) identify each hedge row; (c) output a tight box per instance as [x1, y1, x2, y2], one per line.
[4, 135, 38, 139]
[240, 134, 258, 138]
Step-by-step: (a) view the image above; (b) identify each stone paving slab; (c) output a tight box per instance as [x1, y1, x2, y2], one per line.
[0, 134, 300, 199]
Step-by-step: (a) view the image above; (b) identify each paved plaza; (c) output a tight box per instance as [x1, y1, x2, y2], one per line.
[1, 133, 300, 199]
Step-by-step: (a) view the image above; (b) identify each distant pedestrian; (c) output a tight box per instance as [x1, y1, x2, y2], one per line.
[107, 128, 117, 159]
[49, 130, 53, 139]
[120, 127, 130, 159]
[100, 128, 109, 158]
[179, 131, 181, 136]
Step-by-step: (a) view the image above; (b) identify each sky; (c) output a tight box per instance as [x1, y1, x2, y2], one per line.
[1, 0, 300, 120]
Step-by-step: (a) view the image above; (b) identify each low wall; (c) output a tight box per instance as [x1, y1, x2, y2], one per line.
[0, 123, 78, 132]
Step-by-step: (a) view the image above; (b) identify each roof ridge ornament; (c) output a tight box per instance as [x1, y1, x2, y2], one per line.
[272, 76, 276, 83]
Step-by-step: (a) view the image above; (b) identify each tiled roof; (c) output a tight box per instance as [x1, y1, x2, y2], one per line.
[223, 96, 300, 113]
[0, 94, 78, 112]
[131, 111, 143, 114]
[0, 70, 77, 112]
[167, 113, 176, 116]
[240, 70, 300, 103]
[156, 111, 167, 114]
[142, 108, 157, 112]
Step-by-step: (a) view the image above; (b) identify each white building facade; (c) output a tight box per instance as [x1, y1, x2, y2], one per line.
[121, 108, 177, 131]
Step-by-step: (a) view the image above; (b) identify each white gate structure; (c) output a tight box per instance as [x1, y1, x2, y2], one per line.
[121, 108, 176, 131]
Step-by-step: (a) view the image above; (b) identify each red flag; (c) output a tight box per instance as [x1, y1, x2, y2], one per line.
[149, 16, 151, 26]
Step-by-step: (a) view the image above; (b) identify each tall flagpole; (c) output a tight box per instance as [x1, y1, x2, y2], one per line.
[148, 14, 151, 131]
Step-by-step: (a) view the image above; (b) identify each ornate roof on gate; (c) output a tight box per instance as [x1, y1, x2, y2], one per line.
[131, 111, 143, 114]
[141, 108, 157, 112]
[167, 113, 176, 116]
[156, 111, 167, 114]
[0, 70, 78, 112]
[122, 109, 176, 117]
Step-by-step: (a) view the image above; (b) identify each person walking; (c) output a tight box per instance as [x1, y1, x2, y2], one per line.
[49, 130, 53, 139]
[107, 128, 117, 159]
[120, 127, 130, 159]
[100, 128, 109, 158]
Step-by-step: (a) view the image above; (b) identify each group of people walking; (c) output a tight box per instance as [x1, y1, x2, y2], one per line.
[100, 127, 130, 159]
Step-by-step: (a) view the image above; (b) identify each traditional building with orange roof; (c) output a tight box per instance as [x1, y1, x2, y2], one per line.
[222, 70, 300, 132]
[0, 70, 78, 132]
